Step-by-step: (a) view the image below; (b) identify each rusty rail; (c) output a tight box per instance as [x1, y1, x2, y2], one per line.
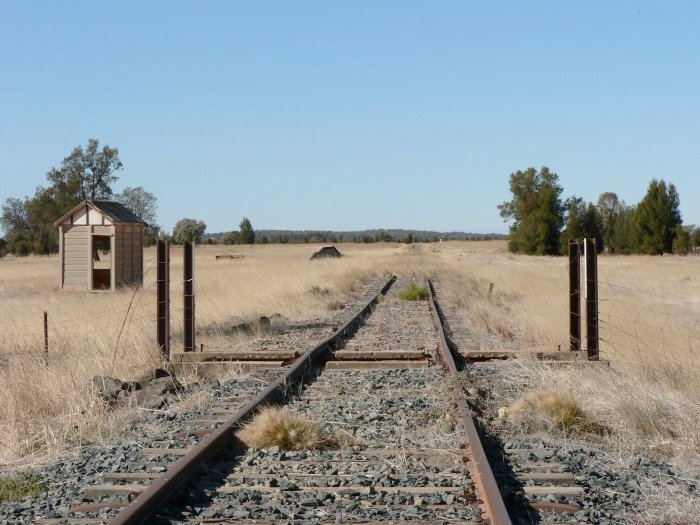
[427, 279, 512, 525]
[108, 275, 396, 525]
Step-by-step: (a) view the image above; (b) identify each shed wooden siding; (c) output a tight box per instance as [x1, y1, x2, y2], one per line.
[56, 200, 144, 291]
[62, 225, 90, 288]
[115, 224, 143, 286]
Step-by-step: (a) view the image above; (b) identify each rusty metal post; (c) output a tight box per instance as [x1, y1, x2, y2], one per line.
[183, 241, 195, 352]
[43, 311, 48, 366]
[156, 240, 170, 361]
[584, 237, 599, 360]
[568, 239, 581, 351]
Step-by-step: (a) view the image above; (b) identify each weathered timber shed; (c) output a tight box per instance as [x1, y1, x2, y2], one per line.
[53, 200, 145, 291]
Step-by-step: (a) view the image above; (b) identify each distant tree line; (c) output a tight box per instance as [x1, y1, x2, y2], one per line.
[204, 228, 505, 245]
[0, 139, 159, 256]
[498, 166, 699, 255]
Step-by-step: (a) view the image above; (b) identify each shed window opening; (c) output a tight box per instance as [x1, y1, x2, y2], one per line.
[93, 236, 111, 262]
[92, 235, 112, 289]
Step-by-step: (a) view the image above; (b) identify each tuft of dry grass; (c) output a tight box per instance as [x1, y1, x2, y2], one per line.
[500, 358, 700, 470]
[237, 406, 332, 450]
[506, 388, 597, 434]
[325, 299, 345, 311]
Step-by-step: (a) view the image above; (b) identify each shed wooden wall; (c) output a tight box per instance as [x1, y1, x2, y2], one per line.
[62, 225, 89, 289]
[115, 224, 143, 286]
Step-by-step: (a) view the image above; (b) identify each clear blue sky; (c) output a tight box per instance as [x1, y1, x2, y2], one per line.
[1, 1, 698, 234]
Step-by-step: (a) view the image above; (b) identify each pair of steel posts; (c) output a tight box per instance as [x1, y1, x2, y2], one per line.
[157, 240, 195, 360]
[568, 238, 599, 360]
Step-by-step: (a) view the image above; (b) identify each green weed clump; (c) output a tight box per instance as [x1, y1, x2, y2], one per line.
[0, 474, 47, 504]
[399, 282, 430, 301]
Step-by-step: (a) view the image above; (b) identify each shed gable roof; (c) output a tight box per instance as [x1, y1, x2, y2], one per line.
[54, 200, 145, 227]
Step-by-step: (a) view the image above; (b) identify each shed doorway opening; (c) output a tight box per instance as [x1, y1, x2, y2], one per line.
[92, 235, 112, 290]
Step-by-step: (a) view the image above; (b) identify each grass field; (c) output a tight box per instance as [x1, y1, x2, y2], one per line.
[0, 241, 697, 472]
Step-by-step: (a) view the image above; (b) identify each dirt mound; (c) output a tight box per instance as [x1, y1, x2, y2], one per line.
[310, 246, 342, 260]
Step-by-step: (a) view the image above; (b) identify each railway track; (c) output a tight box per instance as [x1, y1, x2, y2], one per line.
[30, 276, 588, 525]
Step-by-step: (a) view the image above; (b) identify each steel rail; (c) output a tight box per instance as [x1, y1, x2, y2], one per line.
[427, 279, 512, 525]
[109, 275, 397, 525]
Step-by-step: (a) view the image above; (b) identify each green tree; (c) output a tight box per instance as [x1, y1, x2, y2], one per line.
[115, 186, 158, 235]
[610, 205, 636, 255]
[404, 233, 414, 244]
[172, 219, 206, 244]
[0, 197, 31, 237]
[560, 198, 605, 253]
[375, 230, 393, 242]
[691, 226, 700, 248]
[633, 179, 682, 254]
[672, 225, 692, 255]
[596, 192, 623, 252]
[46, 139, 122, 200]
[498, 167, 566, 255]
[238, 217, 255, 244]
[222, 231, 239, 245]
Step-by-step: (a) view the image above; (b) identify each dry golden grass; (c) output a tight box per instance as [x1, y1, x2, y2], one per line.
[0, 243, 405, 464]
[505, 388, 596, 434]
[237, 406, 333, 450]
[432, 242, 698, 472]
[0, 240, 698, 472]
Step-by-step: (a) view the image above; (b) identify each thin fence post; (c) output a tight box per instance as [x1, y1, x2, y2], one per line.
[157, 240, 171, 361]
[568, 239, 581, 351]
[487, 283, 494, 299]
[183, 241, 195, 352]
[584, 237, 599, 360]
[43, 311, 48, 366]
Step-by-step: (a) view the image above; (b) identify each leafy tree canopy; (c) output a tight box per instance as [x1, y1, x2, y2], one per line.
[633, 179, 682, 255]
[238, 217, 255, 244]
[560, 197, 604, 253]
[115, 186, 158, 236]
[498, 166, 566, 255]
[46, 139, 122, 201]
[173, 218, 206, 244]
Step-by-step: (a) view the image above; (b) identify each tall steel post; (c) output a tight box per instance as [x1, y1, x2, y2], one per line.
[568, 239, 581, 351]
[584, 237, 599, 360]
[183, 241, 195, 352]
[157, 240, 171, 361]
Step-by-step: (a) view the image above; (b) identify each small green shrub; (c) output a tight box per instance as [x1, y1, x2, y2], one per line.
[0, 474, 47, 504]
[399, 282, 430, 301]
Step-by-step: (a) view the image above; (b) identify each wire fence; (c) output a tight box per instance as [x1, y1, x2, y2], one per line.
[594, 280, 698, 370]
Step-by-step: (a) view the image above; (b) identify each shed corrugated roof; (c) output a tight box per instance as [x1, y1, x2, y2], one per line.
[91, 200, 144, 223]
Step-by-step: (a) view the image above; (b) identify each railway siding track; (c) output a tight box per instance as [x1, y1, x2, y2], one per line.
[18, 275, 538, 525]
[147, 277, 484, 523]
